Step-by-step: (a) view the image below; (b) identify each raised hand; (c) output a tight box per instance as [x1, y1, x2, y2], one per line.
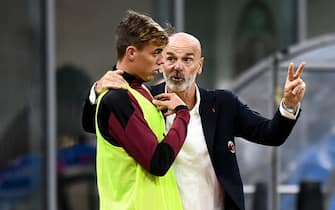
[283, 62, 306, 108]
[95, 69, 128, 94]
[152, 93, 187, 116]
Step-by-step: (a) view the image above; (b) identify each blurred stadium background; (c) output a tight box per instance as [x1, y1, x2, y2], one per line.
[1, 0, 335, 210]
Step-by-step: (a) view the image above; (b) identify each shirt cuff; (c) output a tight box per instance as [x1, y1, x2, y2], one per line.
[174, 105, 189, 112]
[279, 99, 300, 120]
[89, 82, 97, 105]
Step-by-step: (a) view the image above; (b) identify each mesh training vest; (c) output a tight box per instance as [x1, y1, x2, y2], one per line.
[95, 86, 183, 210]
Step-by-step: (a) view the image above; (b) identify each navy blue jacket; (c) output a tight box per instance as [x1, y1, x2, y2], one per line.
[82, 82, 299, 210]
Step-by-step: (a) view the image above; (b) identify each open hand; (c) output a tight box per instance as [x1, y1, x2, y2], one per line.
[95, 69, 128, 94]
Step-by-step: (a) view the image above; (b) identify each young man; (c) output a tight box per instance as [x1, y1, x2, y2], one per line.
[93, 11, 190, 210]
[83, 32, 306, 210]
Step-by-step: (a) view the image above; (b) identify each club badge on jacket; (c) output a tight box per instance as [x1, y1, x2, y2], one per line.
[228, 141, 235, 153]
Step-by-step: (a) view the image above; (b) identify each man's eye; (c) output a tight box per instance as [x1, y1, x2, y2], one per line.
[184, 58, 193, 64]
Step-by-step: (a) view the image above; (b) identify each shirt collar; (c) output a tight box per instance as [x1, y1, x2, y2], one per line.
[192, 85, 201, 115]
[112, 65, 144, 87]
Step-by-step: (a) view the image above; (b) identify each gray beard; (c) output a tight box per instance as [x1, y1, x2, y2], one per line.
[163, 72, 197, 92]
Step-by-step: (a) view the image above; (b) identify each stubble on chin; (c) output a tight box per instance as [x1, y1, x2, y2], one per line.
[166, 80, 188, 92]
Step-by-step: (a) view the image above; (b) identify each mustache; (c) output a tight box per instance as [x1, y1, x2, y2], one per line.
[169, 71, 184, 79]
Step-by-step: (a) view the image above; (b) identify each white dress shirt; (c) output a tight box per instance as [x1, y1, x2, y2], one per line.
[166, 86, 224, 210]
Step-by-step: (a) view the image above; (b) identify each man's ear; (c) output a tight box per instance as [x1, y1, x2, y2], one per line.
[197, 57, 204, 75]
[125, 46, 137, 61]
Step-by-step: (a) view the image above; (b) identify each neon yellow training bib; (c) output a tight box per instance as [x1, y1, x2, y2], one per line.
[95, 86, 183, 210]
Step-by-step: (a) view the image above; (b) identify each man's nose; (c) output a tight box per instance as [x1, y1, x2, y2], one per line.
[157, 54, 164, 65]
[173, 60, 184, 70]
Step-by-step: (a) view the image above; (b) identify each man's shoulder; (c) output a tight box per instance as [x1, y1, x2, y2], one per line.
[199, 88, 240, 113]
[100, 89, 130, 107]
[199, 87, 236, 100]
[103, 88, 128, 98]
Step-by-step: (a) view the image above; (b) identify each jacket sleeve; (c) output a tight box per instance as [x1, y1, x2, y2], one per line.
[233, 93, 300, 146]
[81, 91, 97, 134]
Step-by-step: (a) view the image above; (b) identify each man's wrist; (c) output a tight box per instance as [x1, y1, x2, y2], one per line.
[282, 101, 298, 114]
[279, 99, 300, 120]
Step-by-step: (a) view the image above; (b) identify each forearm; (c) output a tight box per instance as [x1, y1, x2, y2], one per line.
[237, 107, 299, 146]
[235, 94, 300, 146]
[81, 89, 97, 133]
[262, 108, 300, 145]
[151, 107, 190, 176]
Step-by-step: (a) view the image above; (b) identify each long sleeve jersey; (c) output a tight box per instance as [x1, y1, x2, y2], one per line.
[96, 73, 190, 176]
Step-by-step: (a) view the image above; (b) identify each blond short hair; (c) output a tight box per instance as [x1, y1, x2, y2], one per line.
[115, 10, 168, 60]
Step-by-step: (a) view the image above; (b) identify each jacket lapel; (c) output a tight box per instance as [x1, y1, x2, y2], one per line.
[199, 88, 217, 156]
[149, 82, 165, 97]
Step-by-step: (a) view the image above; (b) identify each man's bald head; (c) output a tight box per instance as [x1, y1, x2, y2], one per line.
[162, 32, 204, 93]
[168, 32, 202, 58]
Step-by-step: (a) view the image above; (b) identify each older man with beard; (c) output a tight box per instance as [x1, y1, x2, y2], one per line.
[82, 32, 306, 210]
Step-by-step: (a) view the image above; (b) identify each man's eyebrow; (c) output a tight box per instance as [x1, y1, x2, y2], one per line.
[166, 52, 174, 55]
[184, 53, 195, 57]
[154, 48, 163, 53]
[166, 52, 195, 57]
